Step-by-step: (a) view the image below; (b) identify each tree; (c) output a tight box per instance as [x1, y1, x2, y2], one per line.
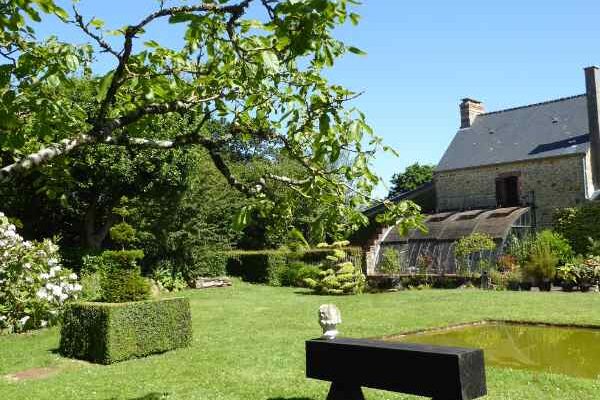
[1, 0, 423, 236]
[389, 163, 435, 197]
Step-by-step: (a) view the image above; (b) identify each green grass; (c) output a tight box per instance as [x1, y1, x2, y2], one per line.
[2, 282, 600, 399]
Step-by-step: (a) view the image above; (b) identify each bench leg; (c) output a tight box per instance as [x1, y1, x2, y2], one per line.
[326, 382, 365, 400]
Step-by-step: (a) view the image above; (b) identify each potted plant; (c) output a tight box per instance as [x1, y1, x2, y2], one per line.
[523, 244, 558, 291]
[505, 268, 522, 291]
[557, 263, 579, 292]
[579, 257, 600, 292]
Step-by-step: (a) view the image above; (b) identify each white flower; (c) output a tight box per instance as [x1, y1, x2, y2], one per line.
[18, 316, 30, 326]
[23, 263, 31, 270]
[73, 284, 82, 292]
[36, 288, 48, 299]
[40, 320, 48, 328]
[48, 259, 59, 267]
[40, 273, 50, 280]
[69, 273, 78, 280]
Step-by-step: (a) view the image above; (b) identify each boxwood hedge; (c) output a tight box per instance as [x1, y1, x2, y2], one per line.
[59, 297, 192, 364]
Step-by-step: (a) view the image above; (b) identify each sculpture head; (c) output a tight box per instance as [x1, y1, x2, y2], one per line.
[318, 304, 341, 339]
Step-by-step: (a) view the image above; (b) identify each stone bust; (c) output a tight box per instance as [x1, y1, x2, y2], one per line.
[318, 304, 341, 340]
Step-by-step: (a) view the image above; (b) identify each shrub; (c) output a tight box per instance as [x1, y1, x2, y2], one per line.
[295, 264, 321, 287]
[378, 247, 401, 276]
[304, 243, 365, 295]
[79, 273, 103, 302]
[0, 213, 81, 333]
[183, 246, 228, 279]
[534, 230, 573, 265]
[554, 203, 600, 254]
[59, 298, 192, 364]
[455, 233, 496, 274]
[505, 234, 536, 266]
[101, 268, 150, 303]
[523, 244, 558, 286]
[151, 262, 187, 292]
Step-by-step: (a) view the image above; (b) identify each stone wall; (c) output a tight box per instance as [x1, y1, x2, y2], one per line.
[434, 154, 589, 227]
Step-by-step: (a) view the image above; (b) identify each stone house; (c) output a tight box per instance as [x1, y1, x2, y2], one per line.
[436, 66, 600, 227]
[363, 67, 600, 275]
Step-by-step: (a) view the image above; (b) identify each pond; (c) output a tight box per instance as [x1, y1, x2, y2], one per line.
[387, 322, 600, 379]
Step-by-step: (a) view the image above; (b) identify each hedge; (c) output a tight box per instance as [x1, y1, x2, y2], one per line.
[59, 297, 192, 364]
[225, 247, 364, 285]
[553, 203, 600, 255]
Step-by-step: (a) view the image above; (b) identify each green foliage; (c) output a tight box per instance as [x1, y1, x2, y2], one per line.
[455, 233, 496, 273]
[151, 262, 187, 293]
[79, 273, 103, 302]
[523, 244, 558, 284]
[109, 222, 137, 247]
[534, 230, 573, 265]
[505, 234, 536, 266]
[378, 247, 402, 276]
[100, 268, 150, 303]
[0, 213, 81, 333]
[81, 250, 150, 303]
[554, 203, 600, 255]
[304, 243, 365, 295]
[0, 0, 419, 245]
[59, 298, 192, 364]
[389, 163, 435, 197]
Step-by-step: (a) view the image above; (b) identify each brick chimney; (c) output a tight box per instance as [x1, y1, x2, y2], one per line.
[460, 98, 485, 128]
[585, 66, 600, 188]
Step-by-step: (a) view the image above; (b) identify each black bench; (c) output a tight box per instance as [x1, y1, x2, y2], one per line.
[306, 338, 486, 400]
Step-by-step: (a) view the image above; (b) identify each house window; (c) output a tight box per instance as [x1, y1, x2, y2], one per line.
[496, 175, 520, 207]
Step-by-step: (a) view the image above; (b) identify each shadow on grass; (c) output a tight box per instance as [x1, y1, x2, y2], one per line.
[267, 398, 314, 400]
[106, 393, 170, 400]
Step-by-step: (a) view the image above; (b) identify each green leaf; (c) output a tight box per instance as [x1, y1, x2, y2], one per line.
[347, 46, 367, 56]
[90, 17, 105, 29]
[97, 71, 115, 102]
[46, 74, 60, 88]
[261, 51, 280, 72]
[65, 54, 79, 71]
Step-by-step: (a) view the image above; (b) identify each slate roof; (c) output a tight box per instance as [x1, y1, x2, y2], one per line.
[436, 94, 591, 172]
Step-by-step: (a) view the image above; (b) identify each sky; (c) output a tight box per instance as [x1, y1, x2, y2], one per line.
[34, 0, 600, 197]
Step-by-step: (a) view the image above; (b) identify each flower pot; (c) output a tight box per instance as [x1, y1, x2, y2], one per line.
[580, 284, 592, 293]
[561, 283, 575, 292]
[538, 281, 552, 292]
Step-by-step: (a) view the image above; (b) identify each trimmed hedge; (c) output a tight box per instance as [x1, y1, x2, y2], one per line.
[225, 247, 364, 285]
[59, 297, 192, 364]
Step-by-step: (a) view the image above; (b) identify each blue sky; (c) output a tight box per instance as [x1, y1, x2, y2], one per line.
[36, 1, 600, 197]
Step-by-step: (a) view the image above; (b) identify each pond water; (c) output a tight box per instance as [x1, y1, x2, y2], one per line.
[387, 322, 600, 379]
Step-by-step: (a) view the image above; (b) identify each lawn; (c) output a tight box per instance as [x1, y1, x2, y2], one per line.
[2, 282, 600, 399]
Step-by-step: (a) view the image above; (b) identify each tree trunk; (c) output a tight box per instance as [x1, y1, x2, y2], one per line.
[83, 202, 116, 250]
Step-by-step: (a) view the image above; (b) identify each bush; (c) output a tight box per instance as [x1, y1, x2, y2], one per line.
[554, 203, 600, 255]
[455, 233, 496, 274]
[79, 273, 103, 302]
[379, 247, 401, 276]
[523, 244, 558, 287]
[101, 268, 150, 303]
[534, 230, 573, 265]
[0, 213, 81, 333]
[226, 247, 364, 285]
[151, 262, 187, 292]
[304, 243, 365, 295]
[505, 234, 536, 266]
[295, 264, 321, 287]
[59, 298, 192, 364]
[182, 246, 228, 280]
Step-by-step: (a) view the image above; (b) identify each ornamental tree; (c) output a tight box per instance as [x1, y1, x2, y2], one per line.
[0, 0, 422, 235]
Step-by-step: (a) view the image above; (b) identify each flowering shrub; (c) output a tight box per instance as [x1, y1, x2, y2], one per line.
[0, 212, 81, 333]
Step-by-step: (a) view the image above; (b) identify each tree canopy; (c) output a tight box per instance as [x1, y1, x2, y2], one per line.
[389, 162, 435, 198]
[1, 0, 423, 237]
